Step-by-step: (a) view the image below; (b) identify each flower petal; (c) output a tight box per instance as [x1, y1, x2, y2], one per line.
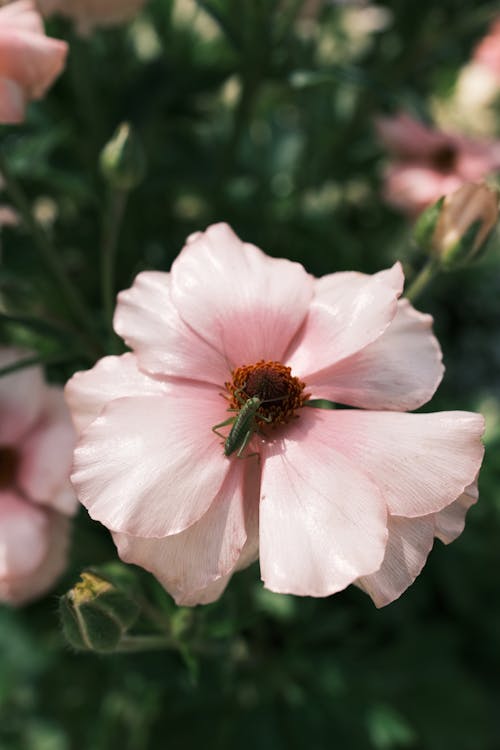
[329, 410, 484, 517]
[113, 459, 259, 605]
[0, 491, 48, 580]
[170, 223, 314, 369]
[113, 274, 229, 385]
[65, 353, 170, 435]
[0, 77, 25, 123]
[17, 388, 77, 515]
[286, 264, 404, 378]
[306, 299, 444, 410]
[72, 389, 231, 537]
[0, 508, 70, 606]
[259, 409, 388, 597]
[356, 515, 435, 607]
[0, 349, 45, 444]
[434, 480, 478, 544]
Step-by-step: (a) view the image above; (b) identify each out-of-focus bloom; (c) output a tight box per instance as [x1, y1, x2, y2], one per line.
[66, 224, 484, 607]
[474, 18, 500, 81]
[0, 0, 67, 124]
[435, 20, 500, 137]
[0, 348, 77, 605]
[377, 112, 500, 215]
[428, 183, 498, 267]
[0, 205, 18, 226]
[37, 0, 147, 35]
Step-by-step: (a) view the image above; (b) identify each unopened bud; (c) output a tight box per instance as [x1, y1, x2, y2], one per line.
[100, 122, 146, 191]
[59, 569, 139, 653]
[415, 183, 498, 269]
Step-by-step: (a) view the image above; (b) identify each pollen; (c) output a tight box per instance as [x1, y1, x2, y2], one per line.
[225, 360, 309, 427]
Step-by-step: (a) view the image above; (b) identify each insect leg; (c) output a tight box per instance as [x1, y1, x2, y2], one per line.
[236, 428, 259, 460]
[212, 416, 236, 439]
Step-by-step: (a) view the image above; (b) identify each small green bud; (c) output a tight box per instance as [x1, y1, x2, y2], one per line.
[59, 570, 140, 653]
[413, 196, 445, 250]
[100, 122, 146, 191]
[415, 183, 499, 270]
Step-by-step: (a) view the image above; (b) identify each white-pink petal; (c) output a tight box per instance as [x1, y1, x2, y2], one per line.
[17, 388, 77, 515]
[306, 300, 444, 410]
[0, 491, 48, 579]
[72, 389, 231, 538]
[170, 223, 314, 371]
[356, 515, 435, 607]
[65, 352, 171, 435]
[0, 349, 45, 444]
[113, 273, 229, 386]
[434, 481, 478, 544]
[329, 410, 484, 517]
[259, 409, 388, 597]
[286, 264, 404, 379]
[113, 459, 258, 605]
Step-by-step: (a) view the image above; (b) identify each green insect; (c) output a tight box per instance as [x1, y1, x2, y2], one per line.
[212, 390, 284, 458]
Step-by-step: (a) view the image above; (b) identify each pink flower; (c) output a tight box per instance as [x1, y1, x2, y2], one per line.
[376, 112, 500, 215]
[474, 18, 500, 81]
[66, 224, 484, 607]
[37, 0, 147, 35]
[0, 0, 67, 124]
[0, 348, 77, 604]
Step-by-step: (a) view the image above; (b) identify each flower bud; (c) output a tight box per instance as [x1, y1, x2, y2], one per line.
[59, 569, 139, 653]
[99, 122, 146, 191]
[415, 183, 498, 269]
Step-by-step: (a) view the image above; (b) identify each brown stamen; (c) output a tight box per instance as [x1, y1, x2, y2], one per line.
[225, 360, 309, 427]
[430, 143, 457, 173]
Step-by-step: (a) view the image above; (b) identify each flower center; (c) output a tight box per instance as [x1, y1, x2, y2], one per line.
[0, 446, 19, 490]
[430, 143, 457, 173]
[225, 360, 309, 428]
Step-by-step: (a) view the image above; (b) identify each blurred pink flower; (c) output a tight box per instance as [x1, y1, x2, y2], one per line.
[66, 224, 484, 607]
[37, 0, 147, 35]
[377, 112, 500, 215]
[0, 0, 67, 124]
[474, 18, 500, 81]
[0, 348, 77, 604]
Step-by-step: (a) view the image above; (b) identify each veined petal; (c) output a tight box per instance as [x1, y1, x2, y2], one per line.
[170, 223, 314, 370]
[329, 410, 484, 517]
[72, 389, 231, 538]
[0, 348, 45, 444]
[286, 264, 404, 378]
[259, 408, 388, 597]
[434, 480, 478, 544]
[65, 353, 171, 435]
[356, 515, 435, 607]
[113, 459, 259, 605]
[113, 273, 229, 385]
[306, 300, 444, 410]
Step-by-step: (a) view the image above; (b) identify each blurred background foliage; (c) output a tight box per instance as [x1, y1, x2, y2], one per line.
[2, 0, 500, 748]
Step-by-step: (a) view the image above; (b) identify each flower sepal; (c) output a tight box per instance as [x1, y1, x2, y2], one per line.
[59, 566, 140, 653]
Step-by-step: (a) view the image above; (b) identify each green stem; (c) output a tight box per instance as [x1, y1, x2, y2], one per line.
[405, 258, 440, 302]
[114, 635, 174, 653]
[101, 189, 128, 346]
[0, 151, 102, 357]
